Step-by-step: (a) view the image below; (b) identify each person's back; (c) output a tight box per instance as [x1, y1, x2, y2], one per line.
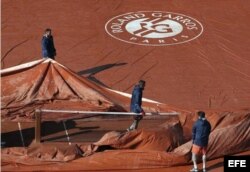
[191, 111, 211, 172]
[41, 28, 56, 59]
[193, 119, 211, 147]
[130, 85, 143, 113]
[127, 80, 146, 131]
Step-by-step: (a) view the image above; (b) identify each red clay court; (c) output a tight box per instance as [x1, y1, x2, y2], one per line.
[1, 0, 250, 171]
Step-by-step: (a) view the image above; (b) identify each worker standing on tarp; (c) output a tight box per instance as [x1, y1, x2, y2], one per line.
[41, 28, 56, 60]
[127, 80, 146, 131]
[190, 111, 211, 172]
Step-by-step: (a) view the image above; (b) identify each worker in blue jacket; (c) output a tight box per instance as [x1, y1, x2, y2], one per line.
[127, 80, 146, 131]
[190, 111, 211, 172]
[41, 28, 56, 59]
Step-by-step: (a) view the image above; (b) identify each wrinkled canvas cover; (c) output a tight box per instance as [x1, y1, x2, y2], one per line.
[2, 0, 250, 110]
[1, 59, 122, 121]
[1, 59, 173, 121]
[1, 0, 250, 171]
[1, 111, 250, 170]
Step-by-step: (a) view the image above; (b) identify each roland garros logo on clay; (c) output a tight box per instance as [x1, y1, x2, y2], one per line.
[105, 11, 203, 46]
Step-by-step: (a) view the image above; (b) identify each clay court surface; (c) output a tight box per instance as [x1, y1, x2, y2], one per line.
[2, 0, 250, 110]
[1, 0, 250, 171]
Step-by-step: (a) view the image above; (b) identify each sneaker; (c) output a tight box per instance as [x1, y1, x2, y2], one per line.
[190, 168, 198, 172]
[127, 126, 136, 132]
[126, 128, 132, 132]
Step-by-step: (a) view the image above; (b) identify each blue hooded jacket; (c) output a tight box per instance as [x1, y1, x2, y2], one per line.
[192, 118, 211, 147]
[41, 36, 56, 58]
[130, 85, 143, 113]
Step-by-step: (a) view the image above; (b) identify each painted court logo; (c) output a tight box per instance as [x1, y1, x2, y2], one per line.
[105, 11, 203, 46]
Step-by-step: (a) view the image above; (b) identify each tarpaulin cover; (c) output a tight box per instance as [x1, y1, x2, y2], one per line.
[1, 59, 172, 121]
[2, 0, 250, 110]
[1, 0, 250, 171]
[1, 111, 250, 170]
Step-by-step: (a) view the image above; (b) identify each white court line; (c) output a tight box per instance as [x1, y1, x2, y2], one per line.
[18, 122, 25, 147]
[63, 121, 72, 145]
